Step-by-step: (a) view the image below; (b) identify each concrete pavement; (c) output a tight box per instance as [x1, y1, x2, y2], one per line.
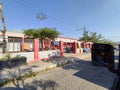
[0, 53, 117, 90]
[0, 53, 90, 85]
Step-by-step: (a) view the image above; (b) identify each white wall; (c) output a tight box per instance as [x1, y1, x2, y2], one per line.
[39, 50, 60, 59]
[0, 52, 34, 63]
[0, 50, 61, 63]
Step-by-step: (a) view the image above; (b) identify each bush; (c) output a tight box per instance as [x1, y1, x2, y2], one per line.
[0, 53, 26, 61]
[0, 53, 11, 61]
[0, 54, 27, 69]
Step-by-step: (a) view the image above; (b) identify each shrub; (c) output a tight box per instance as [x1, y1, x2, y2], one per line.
[0, 53, 26, 61]
[0, 53, 11, 61]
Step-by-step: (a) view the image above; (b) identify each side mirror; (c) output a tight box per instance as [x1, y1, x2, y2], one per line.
[92, 43, 115, 73]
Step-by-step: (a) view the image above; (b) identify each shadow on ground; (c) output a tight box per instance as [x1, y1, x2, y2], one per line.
[24, 79, 59, 90]
[0, 61, 41, 85]
[42, 55, 116, 89]
[0, 64, 58, 89]
[0, 53, 116, 90]
[0, 64, 59, 90]
[63, 57, 115, 89]
[0, 79, 59, 90]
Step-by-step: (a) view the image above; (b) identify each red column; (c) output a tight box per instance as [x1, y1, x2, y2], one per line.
[89, 43, 92, 50]
[74, 42, 77, 54]
[22, 37, 24, 52]
[60, 41, 64, 56]
[34, 39, 39, 62]
[83, 42, 86, 48]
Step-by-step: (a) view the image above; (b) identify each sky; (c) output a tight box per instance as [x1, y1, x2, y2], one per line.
[0, 0, 120, 41]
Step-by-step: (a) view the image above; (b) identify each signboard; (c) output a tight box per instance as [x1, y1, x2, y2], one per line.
[24, 43, 30, 50]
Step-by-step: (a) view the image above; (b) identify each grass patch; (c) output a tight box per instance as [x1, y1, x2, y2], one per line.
[0, 72, 37, 87]
[0, 79, 12, 87]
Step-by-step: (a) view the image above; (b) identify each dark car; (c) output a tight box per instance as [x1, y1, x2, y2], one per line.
[91, 43, 120, 90]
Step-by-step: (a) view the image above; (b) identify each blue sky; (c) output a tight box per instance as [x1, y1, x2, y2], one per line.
[0, 0, 120, 41]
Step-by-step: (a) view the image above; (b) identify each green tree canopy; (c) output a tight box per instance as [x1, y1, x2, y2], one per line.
[47, 28, 60, 40]
[23, 27, 60, 50]
[89, 32, 103, 42]
[79, 29, 114, 44]
[23, 29, 39, 38]
[38, 27, 60, 40]
[23, 28, 60, 40]
[82, 29, 89, 42]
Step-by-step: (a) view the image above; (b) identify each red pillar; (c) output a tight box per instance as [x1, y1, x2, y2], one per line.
[74, 42, 77, 54]
[60, 41, 64, 56]
[34, 39, 39, 62]
[89, 43, 92, 50]
[83, 42, 86, 48]
[22, 37, 24, 52]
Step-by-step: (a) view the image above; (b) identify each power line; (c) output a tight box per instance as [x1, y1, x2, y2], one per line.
[75, 27, 86, 31]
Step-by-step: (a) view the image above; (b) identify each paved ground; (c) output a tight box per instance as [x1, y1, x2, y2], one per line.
[0, 53, 116, 90]
[0, 53, 91, 83]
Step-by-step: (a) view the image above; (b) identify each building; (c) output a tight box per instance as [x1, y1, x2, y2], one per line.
[0, 31, 92, 62]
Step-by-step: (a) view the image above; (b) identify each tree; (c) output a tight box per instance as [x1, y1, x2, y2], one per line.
[47, 28, 60, 40]
[23, 28, 60, 50]
[47, 28, 60, 49]
[79, 29, 115, 44]
[99, 39, 115, 44]
[79, 29, 103, 43]
[82, 29, 89, 42]
[38, 28, 49, 50]
[0, 3, 7, 53]
[38, 28, 60, 50]
[23, 29, 39, 38]
[89, 32, 103, 43]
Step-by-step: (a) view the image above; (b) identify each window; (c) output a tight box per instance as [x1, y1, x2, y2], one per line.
[8, 37, 22, 52]
[24, 38, 34, 51]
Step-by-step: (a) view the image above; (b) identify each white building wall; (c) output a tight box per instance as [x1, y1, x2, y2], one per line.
[11, 52, 34, 63]
[0, 50, 61, 63]
[0, 52, 34, 63]
[39, 50, 60, 59]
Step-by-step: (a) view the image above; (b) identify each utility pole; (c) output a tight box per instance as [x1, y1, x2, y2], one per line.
[0, 3, 6, 53]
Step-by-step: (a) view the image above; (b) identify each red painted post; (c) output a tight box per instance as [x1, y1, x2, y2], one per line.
[89, 43, 92, 50]
[22, 37, 24, 52]
[34, 39, 39, 62]
[83, 42, 86, 48]
[60, 41, 64, 56]
[74, 42, 77, 54]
